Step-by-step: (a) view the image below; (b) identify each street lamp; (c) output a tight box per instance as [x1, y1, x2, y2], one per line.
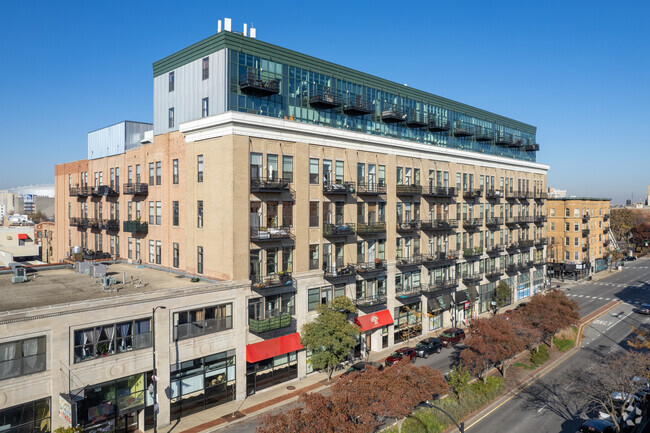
[422, 400, 465, 432]
[152, 305, 166, 433]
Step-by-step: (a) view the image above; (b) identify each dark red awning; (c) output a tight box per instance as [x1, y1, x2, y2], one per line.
[17, 233, 28, 240]
[354, 309, 394, 332]
[246, 333, 303, 363]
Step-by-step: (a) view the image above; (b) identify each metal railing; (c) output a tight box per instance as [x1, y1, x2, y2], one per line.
[356, 260, 387, 275]
[357, 222, 386, 235]
[122, 183, 148, 195]
[421, 219, 458, 231]
[396, 220, 421, 232]
[395, 284, 422, 298]
[251, 227, 294, 242]
[323, 265, 356, 279]
[250, 177, 291, 193]
[323, 223, 356, 237]
[123, 221, 148, 234]
[323, 180, 356, 194]
[251, 273, 293, 289]
[249, 312, 292, 333]
[357, 182, 386, 195]
[353, 294, 387, 308]
[396, 184, 423, 196]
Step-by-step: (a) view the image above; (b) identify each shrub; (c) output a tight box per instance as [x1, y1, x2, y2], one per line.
[555, 326, 577, 340]
[530, 345, 550, 366]
[553, 338, 574, 352]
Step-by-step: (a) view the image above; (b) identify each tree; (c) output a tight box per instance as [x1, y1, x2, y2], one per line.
[509, 311, 543, 351]
[610, 209, 646, 242]
[628, 324, 650, 350]
[447, 361, 472, 402]
[28, 210, 47, 223]
[517, 290, 579, 347]
[300, 297, 360, 381]
[495, 280, 511, 308]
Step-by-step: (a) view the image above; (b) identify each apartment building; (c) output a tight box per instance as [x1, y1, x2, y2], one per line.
[33, 26, 548, 433]
[546, 198, 611, 276]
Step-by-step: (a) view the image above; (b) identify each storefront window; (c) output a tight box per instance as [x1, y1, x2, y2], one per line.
[0, 398, 50, 433]
[393, 302, 422, 344]
[246, 351, 298, 396]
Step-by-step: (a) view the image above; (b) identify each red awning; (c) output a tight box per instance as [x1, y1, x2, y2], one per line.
[354, 309, 394, 332]
[246, 333, 303, 363]
[17, 234, 28, 240]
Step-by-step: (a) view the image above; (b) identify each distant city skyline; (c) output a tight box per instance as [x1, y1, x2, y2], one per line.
[1, 0, 648, 204]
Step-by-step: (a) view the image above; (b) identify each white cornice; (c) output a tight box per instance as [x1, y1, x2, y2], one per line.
[180, 112, 549, 175]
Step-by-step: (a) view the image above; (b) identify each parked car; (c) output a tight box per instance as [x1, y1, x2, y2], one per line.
[598, 392, 641, 421]
[385, 347, 417, 366]
[439, 328, 466, 347]
[343, 361, 383, 376]
[415, 338, 443, 358]
[622, 256, 637, 261]
[577, 418, 616, 433]
[633, 304, 650, 315]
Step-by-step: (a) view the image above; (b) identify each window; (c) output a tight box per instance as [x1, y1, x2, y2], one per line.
[128, 237, 133, 259]
[308, 286, 345, 311]
[169, 71, 175, 91]
[575, 251, 579, 260]
[282, 156, 293, 182]
[173, 303, 232, 341]
[550, 208, 555, 217]
[0, 336, 46, 379]
[149, 201, 154, 225]
[565, 222, 570, 231]
[574, 223, 579, 231]
[173, 201, 179, 226]
[149, 240, 155, 263]
[197, 246, 203, 274]
[267, 154, 278, 181]
[202, 57, 209, 80]
[197, 201, 204, 228]
[202, 97, 209, 117]
[309, 158, 319, 184]
[0, 399, 50, 433]
[574, 237, 579, 246]
[309, 202, 319, 227]
[149, 163, 154, 185]
[197, 155, 204, 182]
[135, 240, 141, 261]
[309, 244, 319, 270]
[565, 237, 570, 246]
[173, 242, 179, 268]
[156, 241, 162, 265]
[169, 107, 175, 128]
[173, 159, 179, 184]
[574, 209, 579, 217]
[550, 222, 555, 231]
[74, 319, 151, 362]
[156, 201, 162, 225]
[156, 162, 161, 185]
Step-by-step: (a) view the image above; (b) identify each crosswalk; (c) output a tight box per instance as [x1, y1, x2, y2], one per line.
[564, 292, 647, 305]
[591, 281, 649, 289]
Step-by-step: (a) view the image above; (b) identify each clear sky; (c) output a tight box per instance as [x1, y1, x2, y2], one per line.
[1, 0, 648, 204]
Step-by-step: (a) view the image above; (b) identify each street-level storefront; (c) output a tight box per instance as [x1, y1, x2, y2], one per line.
[354, 309, 394, 354]
[532, 269, 545, 294]
[426, 290, 453, 331]
[393, 302, 422, 344]
[169, 350, 236, 420]
[0, 397, 50, 433]
[478, 282, 496, 314]
[516, 273, 531, 301]
[453, 288, 476, 326]
[246, 333, 302, 396]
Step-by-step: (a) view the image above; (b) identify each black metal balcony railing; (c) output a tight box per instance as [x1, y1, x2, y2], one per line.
[422, 186, 457, 198]
[525, 143, 540, 152]
[486, 244, 504, 255]
[90, 185, 119, 197]
[395, 284, 422, 299]
[342, 95, 373, 116]
[381, 107, 406, 123]
[353, 294, 387, 308]
[535, 238, 548, 248]
[509, 138, 524, 148]
[123, 221, 148, 234]
[507, 243, 520, 252]
[356, 260, 387, 276]
[519, 239, 534, 248]
[251, 273, 294, 290]
[518, 216, 533, 225]
[486, 189, 503, 200]
[505, 190, 518, 200]
[70, 217, 89, 228]
[485, 217, 502, 228]
[405, 110, 427, 128]
[603, 214, 610, 221]
[70, 186, 92, 197]
[463, 247, 483, 259]
[396, 255, 423, 267]
[422, 278, 458, 293]
[251, 227, 294, 242]
[396, 184, 423, 196]
[534, 191, 548, 200]
[495, 132, 513, 146]
[122, 183, 148, 195]
[505, 216, 519, 225]
[309, 91, 342, 109]
[250, 177, 291, 193]
[323, 265, 357, 279]
[602, 228, 609, 235]
[463, 189, 483, 200]
[357, 182, 387, 195]
[463, 218, 483, 230]
[323, 180, 355, 194]
[462, 274, 482, 284]
[475, 126, 494, 142]
[582, 215, 591, 223]
[485, 267, 504, 279]
[88, 219, 102, 231]
[421, 251, 459, 266]
[604, 239, 610, 247]
[357, 222, 386, 235]
[523, 260, 534, 269]
[427, 116, 450, 132]
[396, 220, 421, 232]
[506, 263, 521, 273]
[249, 313, 292, 333]
[582, 229, 590, 237]
[533, 258, 545, 266]
[421, 219, 458, 231]
[453, 121, 474, 138]
[323, 223, 356, 237]
[535, 215, 547, 224]
[104, 219, 120, 232]
[239, 71, 280, 97]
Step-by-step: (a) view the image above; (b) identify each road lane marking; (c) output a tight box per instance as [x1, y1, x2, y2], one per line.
[606, 312, 632, 331]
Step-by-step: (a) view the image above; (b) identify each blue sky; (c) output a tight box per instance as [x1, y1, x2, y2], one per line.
[1, 0, 648, 204]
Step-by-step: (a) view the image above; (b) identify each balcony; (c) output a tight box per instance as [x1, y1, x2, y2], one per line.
[421, 219, 458, 232]
[251, 227, 294, 243]
[519, 239, 534, 248]
[357, 222, 386, 235]
[463, 189, 483, 200]
[122, 183, 148, 195]
[422, 278, 458, 293]
[475, 127, 494, 142]
[509, 138, 524, 148]
[525, 143, 540, 152]
[88, 219, 101, 231]
[104, 219, 120, 232]
[462, 274, 482, 285]
[405, 110, 427, 128]
[251, 273, 294, 290]
[249, 313, 292, 333]
[533, 259, 546, 266]
[582, 215, 591, 223]
[604, 239, 610, 247]
[463, 247, 483, 260]
[486, 189, 503, 200]
[582, 245, 589, 252]
[381, 106, 406, 123]
[396, 184, 423, 196]
[70, 217, 89, 228]
[523, 260, 534, 269]
[323, 223, 356, 238]
[604, 214, 610, 221]
[323, 180, 355, 195]
[427, 116, 450, 132]
[535, 238, 548, 248]
[91, 185, 119, 197]
[485, 267, 504, 279]
[396, 255, 423, 268]
[495, 132, 513, 146]
[485, 218, 502, 229]
[239, 70, 280, 97]
[395, 284, 422, 300]
[582, 229, 590, 237]
[453, 121, 474, 138]
[323, 264, 357, 280]
[505, 190, 519, 201]
[506, 263, 522, 273]
[486, 244, 504, 255]
[70, 186, 91, 197]
[356, 260, 387, 277]
[422, 186, 457, 198]
[421, 251, 459, 267]
[250, 177, 292, 193]
[123, 221, 148, 234]
[518, 216, 533, 225]
[534, 191, 548, 200]
[535, 215, 547, 224]
[357, 182, 386, 195]
[353, 294, 387, 308]
[342, 95, 373, 116]
[505, 216, 519, 226]
[396, 220, 421, 232]
[462, 218, 483, 231]
[602, 228, 609, 235]
[309, 91, 341, 109]
[506, 243, 520, 252]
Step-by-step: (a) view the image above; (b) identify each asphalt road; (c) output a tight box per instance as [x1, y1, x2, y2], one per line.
[221, 259, 650, 433]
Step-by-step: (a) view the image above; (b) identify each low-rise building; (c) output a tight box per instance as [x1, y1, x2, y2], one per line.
[0, 226, 39, 266]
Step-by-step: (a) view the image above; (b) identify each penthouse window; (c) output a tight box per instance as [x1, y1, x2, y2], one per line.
[173, 303, 232, 341]
[202, 57, 209, 80]
[0, 336, 46, 380]
[73, 319, 151, 363]
[169, 71, 175, 92]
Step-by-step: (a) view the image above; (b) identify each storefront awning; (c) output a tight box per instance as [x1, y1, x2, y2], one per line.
[427, 298, 441, 313]
[17, 233, 28, 240]
[246, 333, 303, 363]
[354, 309, 394, 332]
[455, 290, 468, 304]
[467, 285, 478, 301]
